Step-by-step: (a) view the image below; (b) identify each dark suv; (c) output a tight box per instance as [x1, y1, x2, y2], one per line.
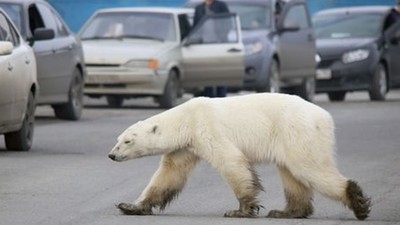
[0, 0, 86, 120]
[186, 0, 317, 101]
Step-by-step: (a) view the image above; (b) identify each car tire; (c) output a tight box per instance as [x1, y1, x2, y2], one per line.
[292, 76, 316, 102]
[53, 68, 84, 120]
[4, 91, 35, 151]
[106, 96, 124, 108]
[328, 91, 346, 102]
[159, 70, 180, 109]
[265, 59, 280, 93]
[369, 63, 387, 101]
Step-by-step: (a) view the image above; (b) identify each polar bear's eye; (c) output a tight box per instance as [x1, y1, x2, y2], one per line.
[124, 141, 131, 144]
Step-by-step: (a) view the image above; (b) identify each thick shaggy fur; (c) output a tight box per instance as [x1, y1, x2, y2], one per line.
[109, 93, 371, 220]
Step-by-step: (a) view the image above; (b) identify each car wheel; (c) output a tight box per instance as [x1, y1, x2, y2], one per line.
[4, 91, 35, 151]
[265, 59, 280, 93]
[369, 63, 387, 101]
[106, 96, 124, 108]
[53, 68, 84, 120]
[159, 70, 180, 109]
[293, 76, 316, 102]
[328, 91, 346, 102]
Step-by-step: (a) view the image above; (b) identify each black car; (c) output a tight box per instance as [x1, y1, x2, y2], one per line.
[313, 6, 400, 101]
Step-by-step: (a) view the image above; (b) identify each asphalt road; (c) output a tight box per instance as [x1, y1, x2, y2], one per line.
[1, 91, 400, 225]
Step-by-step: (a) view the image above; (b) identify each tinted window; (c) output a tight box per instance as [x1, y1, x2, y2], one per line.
[188, 15, 239, 44]
[36, 3, 59, 35]
[314, 13, 382, 39]
[227, 3, 271, 30]
[284, 4, 310, 29]
[80, 12, 176, 42]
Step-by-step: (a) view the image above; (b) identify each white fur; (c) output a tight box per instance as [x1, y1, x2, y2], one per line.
[109, 93, 350, 216]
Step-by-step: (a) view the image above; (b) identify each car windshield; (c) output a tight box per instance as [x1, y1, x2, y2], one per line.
[227, 3, 271, 30]
[0, 3, 24, 36]
[313, 13, 383, 39]
[80, 12, 176, 42]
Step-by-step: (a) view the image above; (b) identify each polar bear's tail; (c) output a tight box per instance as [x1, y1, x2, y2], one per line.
[346, 180, 371, 220]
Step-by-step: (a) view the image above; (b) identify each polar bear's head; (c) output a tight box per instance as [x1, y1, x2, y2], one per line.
[108, 120, 166, 162]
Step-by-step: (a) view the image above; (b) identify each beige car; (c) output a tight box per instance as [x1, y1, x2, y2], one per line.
[0, 9, 38, 151]
[79, 7, 245, 108]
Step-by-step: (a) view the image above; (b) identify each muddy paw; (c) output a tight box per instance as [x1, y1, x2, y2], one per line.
[116, 202, 152, 215]
[266, 210, 287, 218]
[224, 210, 255, 218]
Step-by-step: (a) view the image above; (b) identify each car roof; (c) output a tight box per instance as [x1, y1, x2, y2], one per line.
[96, 7, 194, 15]
[315, 6, 391, 16]
[186, 0, 295, 5]
[0, 0, 47, 4]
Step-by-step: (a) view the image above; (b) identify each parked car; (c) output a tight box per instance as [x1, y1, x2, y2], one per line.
[79, 7, 244, 108]
[0, 9, 38, 150]
[0, 0, 86, 120]
[313, 6, 400, 101]
[186, 0, 317, 101]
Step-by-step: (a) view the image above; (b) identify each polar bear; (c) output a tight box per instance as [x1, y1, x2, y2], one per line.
[108, 93, 371, 220]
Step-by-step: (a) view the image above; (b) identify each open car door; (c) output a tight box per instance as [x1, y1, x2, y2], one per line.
[181, 13, 244, 89]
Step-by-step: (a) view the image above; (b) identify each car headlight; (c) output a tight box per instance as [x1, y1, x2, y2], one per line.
[125, 59, 159, 69]
[244, 41, 263, 56]
[315, 54, 321, 64]
[342, 49, 370, 64]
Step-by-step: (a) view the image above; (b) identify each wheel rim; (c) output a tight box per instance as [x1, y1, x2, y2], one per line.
[71, 75, 83, 109]
[378, 68, 387, 97]
[270, 62, 280, 93]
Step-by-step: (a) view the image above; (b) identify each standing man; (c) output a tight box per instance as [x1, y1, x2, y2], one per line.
[193, 0, 230, 98]
[384, 0, 400, 30]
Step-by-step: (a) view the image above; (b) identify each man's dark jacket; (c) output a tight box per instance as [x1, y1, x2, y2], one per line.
[193, 0, 229, 27]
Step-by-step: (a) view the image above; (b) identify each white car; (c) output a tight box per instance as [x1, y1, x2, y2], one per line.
[0, 9, 38, 151]
[79, 7, 245, 108]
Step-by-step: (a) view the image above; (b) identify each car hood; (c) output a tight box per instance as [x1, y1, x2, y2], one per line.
[82, 40, 176, 65]
[241, 30, 269, 44]
[316, 38, 376, 58]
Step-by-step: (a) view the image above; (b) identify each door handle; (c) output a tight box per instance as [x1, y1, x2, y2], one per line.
[228, 48, 242, 53]
[25, 57, 30, 64]
[308, 34, 315, 42]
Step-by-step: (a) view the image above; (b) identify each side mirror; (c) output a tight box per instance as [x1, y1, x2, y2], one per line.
[29, 28, 55, 45]
[0, 41, 13, 55]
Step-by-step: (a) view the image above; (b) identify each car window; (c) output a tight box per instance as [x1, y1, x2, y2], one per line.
[0, 3, 24, 36]
[0, 12, 19, 47]
[178, 14, 192, 40]
[80, 12, 177, 42]
[28, 4, 45, 36]
[314, 13, 382, 39]
[228, 3, 271, 30]
[284, 4, 310, 29]
[187, 14, 239, 44]
[35, 3, 59, 36]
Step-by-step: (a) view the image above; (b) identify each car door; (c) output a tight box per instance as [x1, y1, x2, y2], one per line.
[29, 2, 73, 104]
[278, 0, 316, 79]
[0, 12, 27, 125]
[384, 20, 400, 85]
[181, 13, 245, 88]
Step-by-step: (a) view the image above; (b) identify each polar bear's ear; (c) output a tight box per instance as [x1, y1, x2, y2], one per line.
[151, 125, 159, 134]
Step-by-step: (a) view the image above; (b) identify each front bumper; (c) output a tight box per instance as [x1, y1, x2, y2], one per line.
[84, 66, 168, 96]
[316, 57, 375, 93]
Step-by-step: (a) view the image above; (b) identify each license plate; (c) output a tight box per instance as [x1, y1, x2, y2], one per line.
[316, 69, 332, 80]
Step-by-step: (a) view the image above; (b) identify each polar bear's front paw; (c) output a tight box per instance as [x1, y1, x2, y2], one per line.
[116, 202, 153, 215]
[224, 210, 256, 218]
